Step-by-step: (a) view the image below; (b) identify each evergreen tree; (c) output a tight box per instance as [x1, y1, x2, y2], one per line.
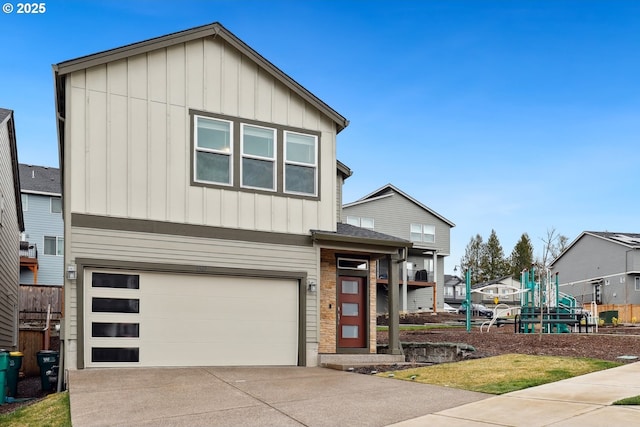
[460, 234, 484, 284]
[480, 229, 508, 282]
[510, 233, 534, 278]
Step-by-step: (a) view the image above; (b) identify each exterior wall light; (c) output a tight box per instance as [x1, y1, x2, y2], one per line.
[307, 280, 317, 293]
[66, 263, 77, 280]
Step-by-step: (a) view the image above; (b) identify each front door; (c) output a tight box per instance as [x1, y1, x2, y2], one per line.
[337, 276, 367, 348]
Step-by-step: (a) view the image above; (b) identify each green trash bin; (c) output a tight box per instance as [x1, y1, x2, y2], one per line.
[7, 351, 23, 397]
[36, 350, 59, 392]
[0, 350, 8, 405]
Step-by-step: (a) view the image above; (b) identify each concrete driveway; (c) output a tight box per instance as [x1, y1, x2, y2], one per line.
[68, 366, 488, 426]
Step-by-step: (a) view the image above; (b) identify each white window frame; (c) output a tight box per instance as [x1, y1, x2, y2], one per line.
[194, 115, 233, 186]
[44, 236, 64, 256]
[346, 216, 374, 230]
[50, 197, 62, 214]
[21, 194, 28, 212]
[410, 223, 435, 243]
[240, 123, 277, 191]
[284, 131, 318, 196]
[635, 277, 640, 292]
[346, 216, 360, 227]
[360, 217, 375, 230]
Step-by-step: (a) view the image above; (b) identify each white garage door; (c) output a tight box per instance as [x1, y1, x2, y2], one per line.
[84, 269, 299, 367]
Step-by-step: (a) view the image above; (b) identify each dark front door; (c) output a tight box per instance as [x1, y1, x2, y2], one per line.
[337, 276, 367, 348]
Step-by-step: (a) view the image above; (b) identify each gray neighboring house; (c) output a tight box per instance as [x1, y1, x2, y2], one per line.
[343, 184, 455, 313]
[19, 164, 64, 286]
[551, 232, 640, 309]
[0, 108, 25, 349]
[444, 274, 466, 306]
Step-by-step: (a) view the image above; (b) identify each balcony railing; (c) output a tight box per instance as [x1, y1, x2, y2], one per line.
[20, 241, 38, 260]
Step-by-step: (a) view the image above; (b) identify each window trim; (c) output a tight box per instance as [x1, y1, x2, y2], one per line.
[635, 277, 640, 292]
[190, 110, 321, 201]
[410, 223, 436, 243]
[284, 130, 318, 197]
[43, 235, 64, 256]
[240, 123, 277, 191]
[193, 115, 234, 186]
[21, 194, 28, 212]
[50, 197, 62, 214]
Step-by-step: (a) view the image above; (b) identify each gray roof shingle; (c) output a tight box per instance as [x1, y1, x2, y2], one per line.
[19, 164, 61, 194]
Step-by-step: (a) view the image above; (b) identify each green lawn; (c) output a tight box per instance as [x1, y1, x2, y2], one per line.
[378, 354, 621, 394]
[0, 392, 70, 427]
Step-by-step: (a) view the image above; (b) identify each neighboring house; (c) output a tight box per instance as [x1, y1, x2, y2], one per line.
[0, 108, 25, 349]
[53, 22, 409, 370]
[19, 164, 64, 286]
[551, 232, 640, 307]
[444, 274, 466, 306]
[342, 184, 455, 313]
[471, 275, 521, 306]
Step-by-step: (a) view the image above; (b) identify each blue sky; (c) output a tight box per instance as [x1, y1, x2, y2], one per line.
[2, 0, 639, 273]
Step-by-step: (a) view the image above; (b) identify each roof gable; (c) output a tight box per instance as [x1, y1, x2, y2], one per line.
[552, 231, 640, 266]
[344, 183, 455, 227]
[53, 22, 348, 133]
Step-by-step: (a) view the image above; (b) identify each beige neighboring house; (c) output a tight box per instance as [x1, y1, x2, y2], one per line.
[0, 108, 25, 349]
[53, 22, 409, 372]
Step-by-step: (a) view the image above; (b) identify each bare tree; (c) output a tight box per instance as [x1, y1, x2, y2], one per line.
[539, 227, 569, 270]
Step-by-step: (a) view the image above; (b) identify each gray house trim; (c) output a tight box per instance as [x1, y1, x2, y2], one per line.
[74, 257, 308, 368]
[1, 109, 24, 231]
[345, 184, 455, 228]
[71, 213, 314, 247]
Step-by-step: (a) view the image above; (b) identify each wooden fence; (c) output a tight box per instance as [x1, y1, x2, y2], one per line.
[594, 304, 640, 324]
[19, 285, 63, 325]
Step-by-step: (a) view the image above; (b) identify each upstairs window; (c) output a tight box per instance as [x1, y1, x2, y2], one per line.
[410, 224, 435, 243]
[346, 216, 374, 230]
[194, 116, 233, 185]
[241, 124, 276, 190]
[284, 131, 317, 196]
[21, 194, 28, 212]
[44, 236, 64, 256]
[191, 111, 321, 200]
[51, 197, 62, 213]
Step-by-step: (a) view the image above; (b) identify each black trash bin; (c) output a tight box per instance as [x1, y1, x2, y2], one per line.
[6, 351, 23, 397]
[36, 350, 59, 392]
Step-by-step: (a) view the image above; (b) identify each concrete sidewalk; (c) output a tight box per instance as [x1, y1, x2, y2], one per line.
[67, 366, 487, 426]
[388, 361, 640, 426]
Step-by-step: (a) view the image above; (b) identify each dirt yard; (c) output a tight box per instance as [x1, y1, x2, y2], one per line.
[377, 312, 640, 363]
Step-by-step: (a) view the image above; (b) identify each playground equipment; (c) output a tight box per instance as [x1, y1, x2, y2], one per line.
[463, 266, 598, 333]
[516, 267, 594, 334]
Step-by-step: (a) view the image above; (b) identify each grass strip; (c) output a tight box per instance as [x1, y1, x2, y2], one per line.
[378, 354, 621, 394]
[0, 392, 71, 427]
[613, 395, 640, 405]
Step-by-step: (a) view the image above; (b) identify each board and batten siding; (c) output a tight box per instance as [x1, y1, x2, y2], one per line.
[0, 121, 20, 348]
[64, 225, 320, 341]
[20, 193, 64, 285]
[64, 36, 337, 235]
[344, 192, 451, 254]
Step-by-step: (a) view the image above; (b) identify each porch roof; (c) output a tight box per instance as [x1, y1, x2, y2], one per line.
[311, 223, 411, 250]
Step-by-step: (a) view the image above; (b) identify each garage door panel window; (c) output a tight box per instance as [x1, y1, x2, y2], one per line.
[92, 297, 140, 313]
[92, 347, 139, 363]
[92, 273, 140, 289]
[92, 322, 140, 338]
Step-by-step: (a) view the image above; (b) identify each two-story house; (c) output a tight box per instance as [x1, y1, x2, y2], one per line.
[0, 108, 25, 349]
[551, 232, 640, 319]
[343, 184, 455, 313]
[19, 164, 64, 286]
[53, 22, 409, 371]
